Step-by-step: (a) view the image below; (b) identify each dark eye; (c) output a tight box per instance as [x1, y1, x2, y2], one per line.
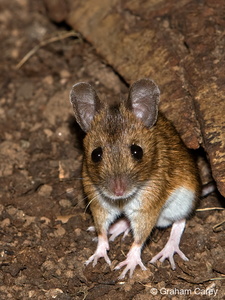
[91, 147, 103, 163]
[130, 144, 143, 160]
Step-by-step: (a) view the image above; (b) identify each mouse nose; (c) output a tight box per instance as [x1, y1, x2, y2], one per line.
[110, 177, 127, 197]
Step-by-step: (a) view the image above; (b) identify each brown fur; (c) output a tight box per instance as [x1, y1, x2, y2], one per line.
[82, 101, 200, 241]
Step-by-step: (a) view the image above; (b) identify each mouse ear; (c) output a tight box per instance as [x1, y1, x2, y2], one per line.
[127, 79, 160, 127]
[70, 82, 101, 132]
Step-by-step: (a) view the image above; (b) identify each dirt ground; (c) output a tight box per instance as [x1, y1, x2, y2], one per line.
[0, 1, 224, 299]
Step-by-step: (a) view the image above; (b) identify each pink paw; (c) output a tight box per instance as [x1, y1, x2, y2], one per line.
[150, 244, 188, 270]
[85, 236, 111, 266]
[150, 219, 189, 270]
[114, 244, 147, 279]
[109, 219, 130, 242]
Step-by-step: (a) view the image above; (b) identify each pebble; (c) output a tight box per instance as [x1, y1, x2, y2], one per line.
[28, 290, 36, 298]
[74, 228, 82, 236]
[30, 123, 42, 132]
[60, 69, 70, 78]
[0, 97, 6, 105]
[1, 218, 11, 227]
[45, 288, 63, 298]
[6, 206, 18, 216]
[20, 140, 30, 149]
[59, 199, 72, 208]
[11, 48, 19, 59]
[44, 128, 53, 138]
[24, 216, 36, 227]
[56, 215, 74, 224]
[42, 260, 56, 271]
[66, 188, 74, 196]
[40, 217, 51, 225]
[60, 78, 68, 85]
[0, 163, 13, 176]
[55, 126, 70, 140]
[54, 224, 66, 237]
[43, 75, 54, 85]
[38, 184, 53, 197]
[65, 270, 74, 278]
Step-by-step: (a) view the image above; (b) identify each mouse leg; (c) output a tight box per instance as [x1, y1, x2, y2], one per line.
[150, 218, 189, 269]
[114, 204, 159, 279]
[85, 201, 120, 267]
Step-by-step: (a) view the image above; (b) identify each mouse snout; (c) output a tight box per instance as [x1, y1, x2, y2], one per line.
[109, 176, 128, 197]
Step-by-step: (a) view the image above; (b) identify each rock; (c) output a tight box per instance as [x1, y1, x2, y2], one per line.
[0, 141, 28, 177]
[43, 89, 72, 126]
[38, 184, 53, 197]
[53, 224, 66, 237]
[59, 199, 72, 208]
[45, 288, 64, 298]
[1, 218, 11, 227]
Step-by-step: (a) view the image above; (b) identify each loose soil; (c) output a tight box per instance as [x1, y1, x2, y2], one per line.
[0, 1, 224, 299]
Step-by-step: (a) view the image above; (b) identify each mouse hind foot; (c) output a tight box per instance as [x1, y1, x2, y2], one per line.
[109, 218, 130, 241]
[150, 219, 189, 270]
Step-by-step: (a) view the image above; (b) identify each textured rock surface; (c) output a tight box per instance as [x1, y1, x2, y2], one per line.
[61, 0, 225, 196]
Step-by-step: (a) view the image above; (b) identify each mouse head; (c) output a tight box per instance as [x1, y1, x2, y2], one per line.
[70, 79, 160, 201]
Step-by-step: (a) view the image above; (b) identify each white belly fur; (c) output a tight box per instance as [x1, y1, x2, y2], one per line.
[156, 187, 195, 228]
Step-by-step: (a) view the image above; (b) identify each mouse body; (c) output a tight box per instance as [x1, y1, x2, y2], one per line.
[70, 79, 201, 279]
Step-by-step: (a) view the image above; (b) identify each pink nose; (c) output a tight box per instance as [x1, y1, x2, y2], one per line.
[111, 177, 127, 197]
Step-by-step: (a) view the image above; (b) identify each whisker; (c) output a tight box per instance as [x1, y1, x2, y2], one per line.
[84, 194, 99, 213]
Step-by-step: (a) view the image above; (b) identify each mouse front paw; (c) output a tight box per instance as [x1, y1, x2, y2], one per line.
[114, 244, 147, 279]
[85, 250, 111, 267]
[85, 235, 111, 267]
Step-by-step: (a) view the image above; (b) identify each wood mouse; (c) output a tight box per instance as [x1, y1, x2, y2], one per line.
[70, 78, 201, 279]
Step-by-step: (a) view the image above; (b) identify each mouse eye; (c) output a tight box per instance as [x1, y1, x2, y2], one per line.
[130, 144, 143, 160]
[91, 147, 103, 163]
